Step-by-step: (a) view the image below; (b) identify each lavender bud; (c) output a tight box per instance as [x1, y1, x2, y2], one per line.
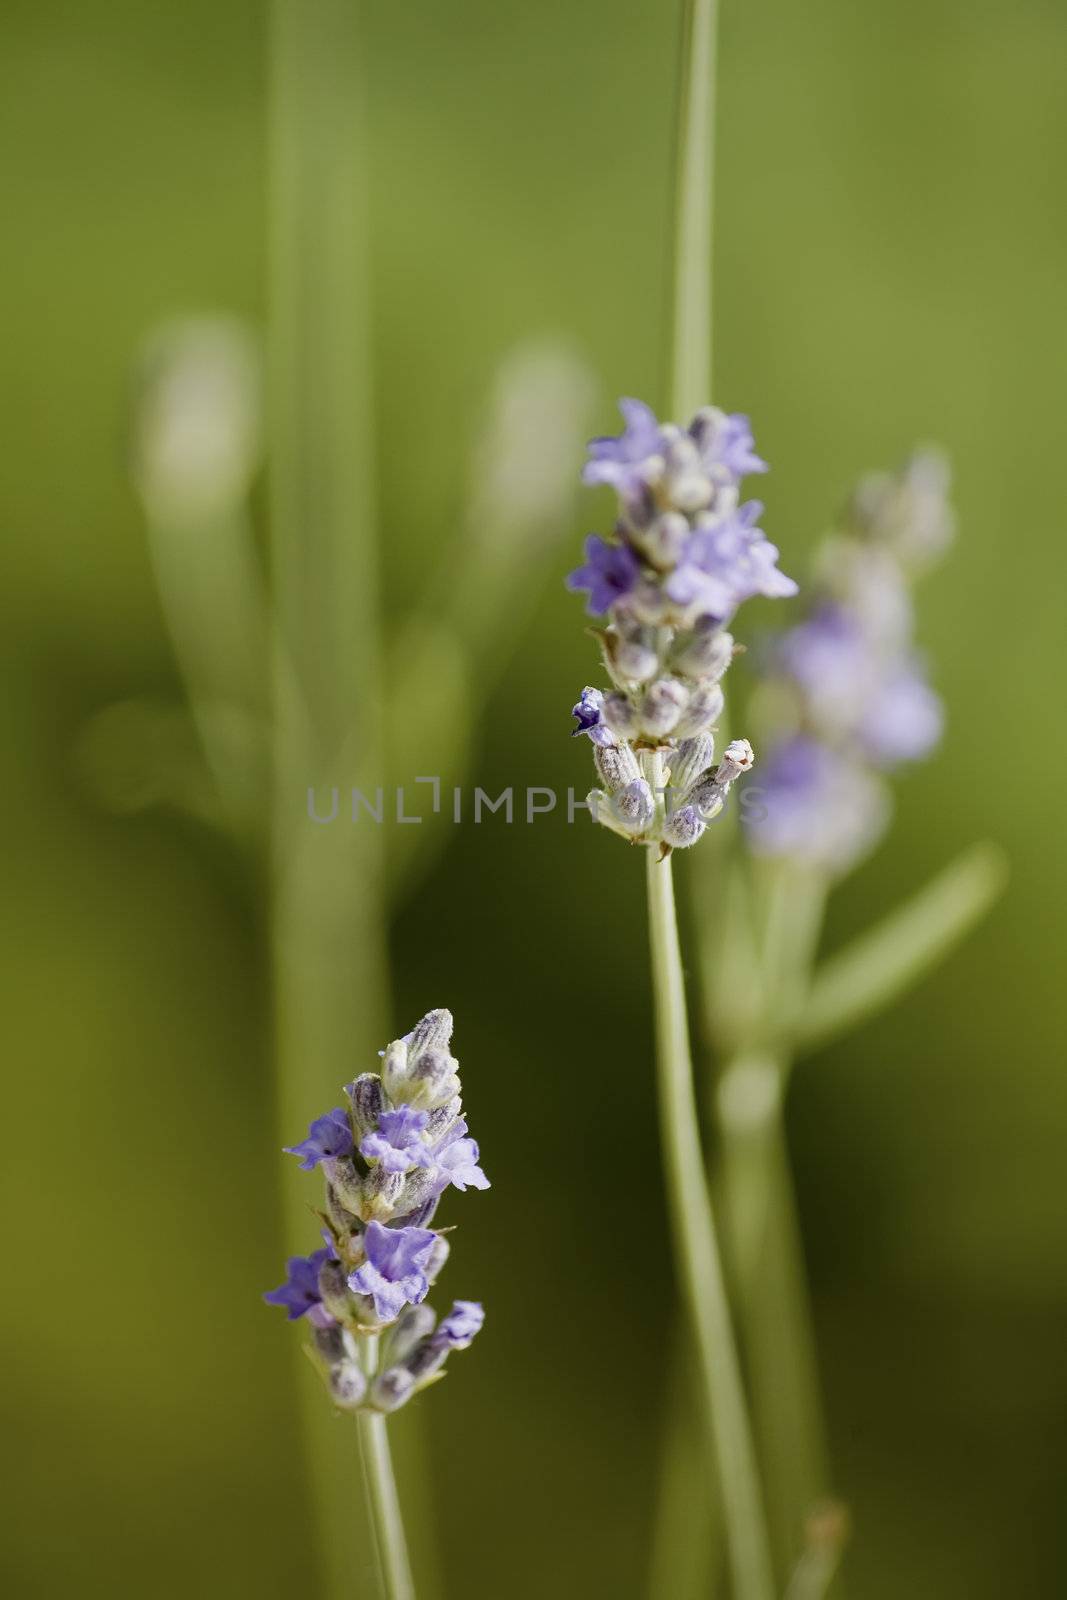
[663, 435, 713, 514]
[358, 1165, 405, 1221]
[642, 511, 690, 570]
[641, 678, 689, 737]
[381, 1039, 410, 1102]
[669, 734, 715, 797]
[594, 740, 641, 794]
[612, 625, 660, 683]
[317, 1256, 353, 1322]
[687, 779, 727, 823]
[611, 778, 655, 836]
[347, 1073, 385, 1136]
[672, 681, 725, 739]
[424, 1097, 463, 1139]
[406, 1049, 461, 1110]
[313, 1324, 346, 1364]
[329, 1362, 368, 1411]
[324, 1157, 366, 1218]
[372, 1367, 417, 1413]
[407, 1008, 454, 1055]
[628, 579, 669, 625]
[673, 622, 736, 681]
[600, 692, 639, 740]
[716, 738, 755, 784]
[386, 1304, 438, 1365]
[662, 805, 706, 850]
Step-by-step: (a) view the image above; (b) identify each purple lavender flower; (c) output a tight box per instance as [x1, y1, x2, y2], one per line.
[264, 1248, 336, 1328]
[429, 1119, 490, 1196]
[284, 1107, 354, 1172]
[666, 502, 797, 620]
[858, 662, 943, 767]
[690, 408, 768, 480]
[430, 1300, 485, 1351]
[360, 1106, 434, 1175]
[582, 398, 665, 492]
[571, 685, 617, 747]
[349, 1221, 437, 1322]
[565, 534, 641, 616]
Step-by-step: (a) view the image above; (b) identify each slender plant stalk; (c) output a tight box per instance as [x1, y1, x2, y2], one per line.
[713, 865, 831, 1575]
[669, 0, 718, 422]
[267, 3, 391, 1595]
[645, 754, 775, 1600]
[359, 1337, 416, 1600]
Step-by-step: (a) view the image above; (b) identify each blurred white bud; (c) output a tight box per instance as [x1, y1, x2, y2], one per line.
[133, 316, 262, 522]
[468, 339, 598, 549]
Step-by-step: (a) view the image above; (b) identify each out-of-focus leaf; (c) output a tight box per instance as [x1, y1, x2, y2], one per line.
[382, 619, 471, 899]
[796, 841, 1008, 1055]
[76, 696, 270, 843]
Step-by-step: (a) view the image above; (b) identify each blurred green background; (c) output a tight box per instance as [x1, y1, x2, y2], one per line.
[3, 0, 1066, 1595]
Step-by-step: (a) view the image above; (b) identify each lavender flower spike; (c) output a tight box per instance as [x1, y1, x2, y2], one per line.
[566, 395, 797, 853]
[266, 1007, 488, 1418]
[746, 450, 954, 874]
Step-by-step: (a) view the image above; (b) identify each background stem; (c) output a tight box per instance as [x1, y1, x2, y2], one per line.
[267, 2, 389, 1594]
[645, 802, 775, 1600]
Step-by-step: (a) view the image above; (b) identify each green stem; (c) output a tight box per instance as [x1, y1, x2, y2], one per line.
[645, 787, 775, 1600]
[714, 864, 832, 1575]
[359, 1339, 416, 1600]
[669, 0, 719, 419]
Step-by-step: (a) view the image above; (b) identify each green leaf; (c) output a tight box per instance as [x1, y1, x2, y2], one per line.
[796, 841, 1008, 1055]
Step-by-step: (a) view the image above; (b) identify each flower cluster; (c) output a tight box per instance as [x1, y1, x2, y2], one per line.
[566, 398, 796, 852]
[265, 1009, 487, 1413]
[745, 450, 954, 874]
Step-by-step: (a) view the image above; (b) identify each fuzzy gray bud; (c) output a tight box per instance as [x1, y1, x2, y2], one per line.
[347, 1073, 385, 1135]
[673, 622, 735, 681]
[611, 625, 660, 683]
[359, 1166, 405, 1221]
[407, 1008, 454, 1055]
[641, 678, 689, 738]
[372, 1367, 416, 1413]
[329, 1362, 368, 1411]
[669, 734, 715, 798]
[318, 1257, 353, 1321]
[662, 804, 707, 850]
[716, 738, 755, 784]
[593, 740, 641, 794]
[672, 681, 725, 739]
[406, 1049, 461, 1110]
[600, 692, 639, 740]
[611, 778, 655, 836]
[387, 1304, 438, 1366]
[642, 511, 690, 570]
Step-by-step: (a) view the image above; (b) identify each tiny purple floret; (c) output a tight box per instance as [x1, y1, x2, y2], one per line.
[565, 534, 640, 616]
[264, 1247, 336, 1327]
[349, 1221, 438, 1322]
[360, 1106, 433, 1174]
[284, 1108, 354, 1172]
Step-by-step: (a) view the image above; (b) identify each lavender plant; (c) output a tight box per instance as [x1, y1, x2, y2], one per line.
[565, 394, 796, 1600]
[691, 451, 1004, 1589]
[266, 1007, 487, 1598]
